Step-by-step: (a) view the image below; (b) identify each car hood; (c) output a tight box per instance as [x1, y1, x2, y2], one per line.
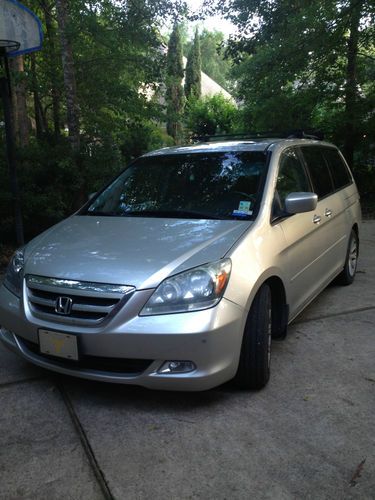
[24, 216, 251, 289]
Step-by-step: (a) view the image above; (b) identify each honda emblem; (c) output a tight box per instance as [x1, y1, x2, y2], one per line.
[55, 296, 73, 315]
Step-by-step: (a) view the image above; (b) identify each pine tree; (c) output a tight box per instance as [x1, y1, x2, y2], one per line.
[184, 28, 202, 100]
[166, 23, 185, 142]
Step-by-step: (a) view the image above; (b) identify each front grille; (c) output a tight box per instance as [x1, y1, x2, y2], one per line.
[26, 275, 135, 326]
[20, 337, 152, 375]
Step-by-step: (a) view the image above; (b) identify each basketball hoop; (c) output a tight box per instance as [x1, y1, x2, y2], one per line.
[0, 0, 43, 58]
[0, 40, 21, 55]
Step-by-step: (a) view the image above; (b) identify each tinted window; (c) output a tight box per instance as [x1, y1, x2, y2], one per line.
[274, 148, 311, 214]
[301, 147, 334, 198]
[84, 152, 268, 220]
[322, 148, 352, 189]
[277, 149, 310, 200]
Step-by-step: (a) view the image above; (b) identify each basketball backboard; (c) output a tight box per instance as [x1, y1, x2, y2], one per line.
[0, 0, 43, 56]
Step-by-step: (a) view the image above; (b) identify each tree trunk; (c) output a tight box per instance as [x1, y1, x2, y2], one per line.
[55, 0, 80, 152]
[0, 76, 24, 244]
[9, 55, 29, 147]
[343, 0, 363, 167]
[30, 54, 45, 141]
[42, 0, 61, 138]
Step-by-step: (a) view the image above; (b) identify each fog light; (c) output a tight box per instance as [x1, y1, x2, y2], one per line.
[158, 361, 196, 374]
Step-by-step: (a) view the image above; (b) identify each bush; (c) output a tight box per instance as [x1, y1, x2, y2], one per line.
[119, 121, 174, 162]
[0, 121, 174, 244]
[0, 137, 123, 243]
[185, 94, 239, 137]
[352, 158, 375, 218]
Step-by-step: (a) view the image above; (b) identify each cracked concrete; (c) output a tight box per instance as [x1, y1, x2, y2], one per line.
[0, 221, 374, 499]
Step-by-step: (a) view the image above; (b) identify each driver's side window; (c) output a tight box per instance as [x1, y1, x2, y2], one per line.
[273, 148, 311, 216]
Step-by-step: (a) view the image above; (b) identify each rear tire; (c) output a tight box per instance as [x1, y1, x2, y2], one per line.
[235, 284, 272, 390]
[336, 229, 359, 286]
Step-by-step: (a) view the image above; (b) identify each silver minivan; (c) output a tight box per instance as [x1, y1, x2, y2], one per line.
[0, 137, 361, 390]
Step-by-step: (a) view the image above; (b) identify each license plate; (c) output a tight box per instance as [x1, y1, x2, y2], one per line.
[38, 329, 79, 361]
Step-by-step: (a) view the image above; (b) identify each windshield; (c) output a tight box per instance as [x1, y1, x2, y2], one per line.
[83, 151, 269, 220]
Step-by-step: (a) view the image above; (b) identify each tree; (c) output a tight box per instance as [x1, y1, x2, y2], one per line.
[40, 0, 61, 139]
[343, 0, 365, 164]
[0, 0, 187, 243]
[185, 29, 233, 91]
[184, 28, 202, 99]
[9, 56, 29, 147]
[209, 0, 375, 166]
[55, 0, 80, 153]
[166, 23, 185, 142]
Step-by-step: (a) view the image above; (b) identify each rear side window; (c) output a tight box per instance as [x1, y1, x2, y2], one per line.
[301, 147, 334, 199]
[322, 148, 352, 189]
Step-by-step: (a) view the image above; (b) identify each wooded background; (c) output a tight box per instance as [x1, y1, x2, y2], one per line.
[0, 0, 374, 248]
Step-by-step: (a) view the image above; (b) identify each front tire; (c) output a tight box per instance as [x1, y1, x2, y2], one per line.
[235, 284, 272, 390]
[336, 229, 359, 286]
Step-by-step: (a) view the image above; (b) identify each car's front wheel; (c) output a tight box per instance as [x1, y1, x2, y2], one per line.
[235, 284, 272, 390]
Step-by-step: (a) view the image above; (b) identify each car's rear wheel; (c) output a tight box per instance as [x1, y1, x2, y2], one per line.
[235, 284, 272, 390]
[336, 229, 359, 286]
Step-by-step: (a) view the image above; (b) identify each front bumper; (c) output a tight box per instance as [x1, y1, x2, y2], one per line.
[0, 284, 245, 391]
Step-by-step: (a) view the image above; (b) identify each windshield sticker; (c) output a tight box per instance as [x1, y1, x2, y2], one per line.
[232, 209, 253, 217]
[238, 200, 252, 213]
[232, 200, 252, 218]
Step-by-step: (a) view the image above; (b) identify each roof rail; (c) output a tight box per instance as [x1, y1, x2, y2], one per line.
[193, 132, 282, 142]
[286, 129, 324, 140]
[193, 129, 324, 143]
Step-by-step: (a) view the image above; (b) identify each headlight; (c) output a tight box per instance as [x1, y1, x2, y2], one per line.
[140, 259, 231, 316]
[4, 248, 25, 297]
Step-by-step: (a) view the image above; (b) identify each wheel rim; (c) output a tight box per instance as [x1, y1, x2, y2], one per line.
[348, 237, 358, 277]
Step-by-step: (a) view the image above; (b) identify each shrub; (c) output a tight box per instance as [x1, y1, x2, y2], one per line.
[185, 94, 239, 137]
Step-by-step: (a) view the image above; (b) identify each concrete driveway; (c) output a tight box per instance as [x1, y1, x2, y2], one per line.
[1, 222, 374, 500]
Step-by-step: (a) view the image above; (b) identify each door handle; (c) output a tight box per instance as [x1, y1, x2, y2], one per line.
[325, 209, 333, 217]
[313, 215, 321, 224]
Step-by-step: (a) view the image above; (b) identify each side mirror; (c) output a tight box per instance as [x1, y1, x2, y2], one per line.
[285, 192, 318, 214]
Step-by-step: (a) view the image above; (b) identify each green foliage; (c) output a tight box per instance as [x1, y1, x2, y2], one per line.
[166, 24, 185, 79]
[0, 121, 169, 243]
[119, 122, 174, 163]
[0, 138, 77, 242]
[166, 23, 185, 142]
[185, 29, 233, 91]
[25, 0, 170, 140]
[184, 29, 202, 99]
[212, 0, 374, 165]
[1, 0, 185, 243]
[5, 144, 75, 239]
[185, 94, 239, 137]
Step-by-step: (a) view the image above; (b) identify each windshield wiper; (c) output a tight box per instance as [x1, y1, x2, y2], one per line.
[118, 210, 225, 220]
[84, 211, 119, 216]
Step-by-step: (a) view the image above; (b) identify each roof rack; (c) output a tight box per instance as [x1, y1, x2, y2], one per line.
[287, 129, 324, 140]
[193, 129, 324, 143]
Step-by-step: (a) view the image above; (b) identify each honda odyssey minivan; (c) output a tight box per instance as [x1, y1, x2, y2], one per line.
[0, 136, 361, 390]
